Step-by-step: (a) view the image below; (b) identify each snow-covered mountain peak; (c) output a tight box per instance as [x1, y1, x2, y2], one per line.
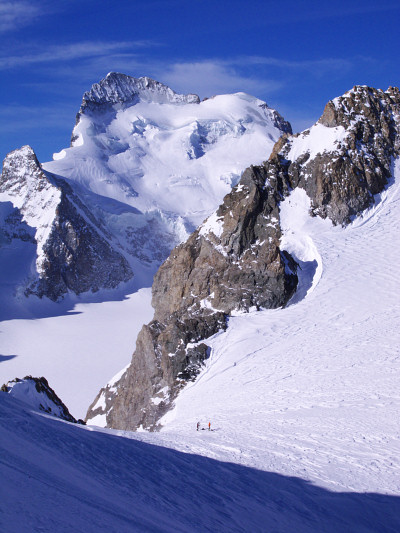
[49, 79, 292, 229]
[0, 145, 133, 301]
[0, 145, 61, 237]
[79, 72, 200, 116]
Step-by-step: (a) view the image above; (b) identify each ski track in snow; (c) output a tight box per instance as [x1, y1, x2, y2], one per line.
[154, 161, 400, 497]
[2, 393, 399, 533]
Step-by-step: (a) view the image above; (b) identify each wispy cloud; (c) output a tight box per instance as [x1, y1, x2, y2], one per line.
[230, 56, 353, 73]
[0, 0, 46, 33]
[155, 61, 283, 99]
[0, 41, 157, 70]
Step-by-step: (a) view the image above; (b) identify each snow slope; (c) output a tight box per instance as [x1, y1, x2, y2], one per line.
[1, 391, 399, 533]
[143, 160, 400, 497]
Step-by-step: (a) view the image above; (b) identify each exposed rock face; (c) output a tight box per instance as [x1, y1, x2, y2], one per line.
[258, 102, 292, 136]
[271, 86, 400, 225]
[1, 376, 84, 424]
[87, 162, 299, 430]
[0, 146, 132, 300]
[87, 85, 400, 432]
[75, 72, 200, 128]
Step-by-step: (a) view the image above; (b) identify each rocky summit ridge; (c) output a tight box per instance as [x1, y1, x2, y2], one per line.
[86, 85, 400, 431]
[77, 72, 200, 117]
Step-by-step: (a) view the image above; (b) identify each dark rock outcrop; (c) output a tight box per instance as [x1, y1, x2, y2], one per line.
[271, 86, 400, 225]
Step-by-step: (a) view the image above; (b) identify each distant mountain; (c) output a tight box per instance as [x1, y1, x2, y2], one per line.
[0, 73, 291, 302]
[87, 85, 400, 430]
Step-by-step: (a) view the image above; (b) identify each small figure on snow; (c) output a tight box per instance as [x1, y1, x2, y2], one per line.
[208, 421, 211, 431]
[197, 421, 200, 431]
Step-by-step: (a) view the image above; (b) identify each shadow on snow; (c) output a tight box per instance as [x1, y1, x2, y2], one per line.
[0, 394, 399, 533]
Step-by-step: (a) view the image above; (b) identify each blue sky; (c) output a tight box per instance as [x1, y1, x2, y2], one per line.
[1, 0, 399, 162]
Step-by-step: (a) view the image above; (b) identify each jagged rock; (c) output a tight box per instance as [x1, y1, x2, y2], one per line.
[0, 145, 132, 301]
[77, 72, 200, 119]
[258, 102, 292, 136]
[87, 85, 400, 432]
[87, 159, 298, 431]
[1, 376, 84, 424]
[152, 164, 298, 319]
[271, 86, 400, 225]
[72, 73, 200, 144]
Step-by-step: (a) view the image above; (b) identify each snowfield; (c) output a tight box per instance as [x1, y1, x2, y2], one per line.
[0, 286, 154, 419]
[1, 393, 399, 533]
[0, 161, 399, 530]
[43, 91, 288, 231]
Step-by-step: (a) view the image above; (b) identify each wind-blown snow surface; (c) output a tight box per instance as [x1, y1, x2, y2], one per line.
[1, 395, 399, 533]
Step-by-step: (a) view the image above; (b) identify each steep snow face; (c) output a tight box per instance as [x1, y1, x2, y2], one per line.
[44, 75, 291, 232]
[287, 123, 347, 161]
